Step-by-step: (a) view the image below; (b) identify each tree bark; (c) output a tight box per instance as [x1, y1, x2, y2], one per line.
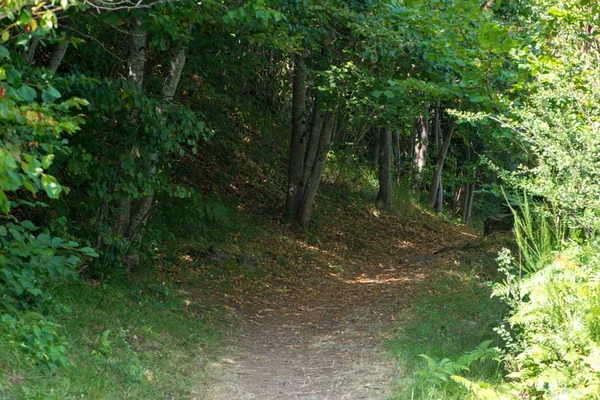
[413, 116, 429, 188]
[461, 184, 470, 221]
[127, 20, 147, 91]
[115, 19, 147, 237]
[48, 40, 69, 74]
[372, 129, 380, 169]
[462, 167, 478, 223]
[285, 53, 308, 216]
[428, 116, 456, 210]
[435, 175, 443, 213]
[128, 26, 190, 237]
[453, 185, 463, 217]
[24, 36, 40, 65]
[303, 91, 324, 187]
[433, 106, 441, 155]
[335, 114, 348, 144]
[298, 111, 335, 229]
[377, 127, 393, 210]
[392, 130, 401, 180]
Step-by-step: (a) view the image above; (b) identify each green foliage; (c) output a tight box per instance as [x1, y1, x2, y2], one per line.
[0, 0, 100, 378]
[149, 193, 234, 250]
[481, 201, 600, 398]
[90, 328, 144, 383]
[0, 219, 96, 313]
[454, 201, 600, 399]
[0, 48, 86, 214]
[53, 76, 212, 267]
[0, 279, 221, 399]
[387, 254, 505, 400]
[1, 312, 69, 371]
[414, 341, 501, 398]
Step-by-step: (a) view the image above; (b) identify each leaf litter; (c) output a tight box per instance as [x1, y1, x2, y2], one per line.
[197, 198, 481, 400]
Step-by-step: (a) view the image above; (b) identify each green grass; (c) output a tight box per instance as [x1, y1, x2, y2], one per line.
[0, 277, 223, 399]
[386, 252, 506, 399]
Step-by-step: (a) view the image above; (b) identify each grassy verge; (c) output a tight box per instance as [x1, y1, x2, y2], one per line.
[386, 244, 508, 399]
[0, 277, 223, 399]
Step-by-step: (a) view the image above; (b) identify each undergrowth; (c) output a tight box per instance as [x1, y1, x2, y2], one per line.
[386, 240, 507, 399]
[0, 277, 222, 399]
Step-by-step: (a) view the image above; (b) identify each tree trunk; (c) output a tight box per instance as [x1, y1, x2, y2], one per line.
[462, 167, 478, 223]
[335, 114, 348, 143]
[24, 36, 40, 65]
[115, 19, 147, 237]
[461, 184, 470, 221]
[48, 40, 69, 74]
[453, 185, 463, 217]
[435, 175, 443, 213]
[298, 111, 335, 229]
[377, 127, 393, 210]
[127, 20, 147, 90]
[392, 130, 401, 180]
[128, 26, 190, 237]
[115, 196, 131, 237]
[331, 113, 338, 143]
[463, 182, 475, 223]
[433, 106, 441, 155]
[413, 116, 429, 188]
[428, 116, 456, 210]
[303, 91, 324, 187]
[372, 129, 380, 168]
[285, 54, 308, 216]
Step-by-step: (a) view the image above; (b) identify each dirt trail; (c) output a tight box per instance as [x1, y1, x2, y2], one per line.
[202, 210, 477, 399]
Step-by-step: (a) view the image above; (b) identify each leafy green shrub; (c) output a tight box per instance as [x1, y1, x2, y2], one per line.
[1, 313, 69, 371]
[456, 201, 600, 399]
[0, 28, 95, 374]
[0, 219, 96, 314]
[491, 243, 600, 398]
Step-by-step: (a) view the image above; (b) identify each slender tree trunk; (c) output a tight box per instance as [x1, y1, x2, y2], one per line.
[298, 111, 335, 229]
[462, 167, 478, 223]
[372, 129, 380, 168]
[453, 185, 463, 217]
[331, 113, 338, 143]
[24, 36, 40, 65]
[335, 114, 348, 143]
[436, 175, 443, 213]
[377, 127, 393, 210]
[433, 106, 441, 155]
[127, 21, 146, 90]
[461, 184, 470, 221]
[115, 198, 131, 237]
[128, 26, 191, 239]
[392, 130, 401, 180]
[48, 40, 69, 74]
[303, 92, 324, 187]
[115, 19, 147, 237]
[285, 54, 308, 216]
[463, 182, 476, 223]
[413, 117, 429, 188]
[428, 116, 456, 210]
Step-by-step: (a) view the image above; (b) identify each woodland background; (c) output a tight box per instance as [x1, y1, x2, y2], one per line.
[1, 0, 600, 398]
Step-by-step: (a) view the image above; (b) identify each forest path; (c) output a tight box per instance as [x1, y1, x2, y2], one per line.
[201, 208, 478, 399]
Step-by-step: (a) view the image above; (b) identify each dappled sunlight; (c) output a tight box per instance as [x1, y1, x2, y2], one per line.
[393, 238, 417, 249]
[294, 240, 321, 252]
[344, 271, 428, 285]
[459, 231, 478, 238]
